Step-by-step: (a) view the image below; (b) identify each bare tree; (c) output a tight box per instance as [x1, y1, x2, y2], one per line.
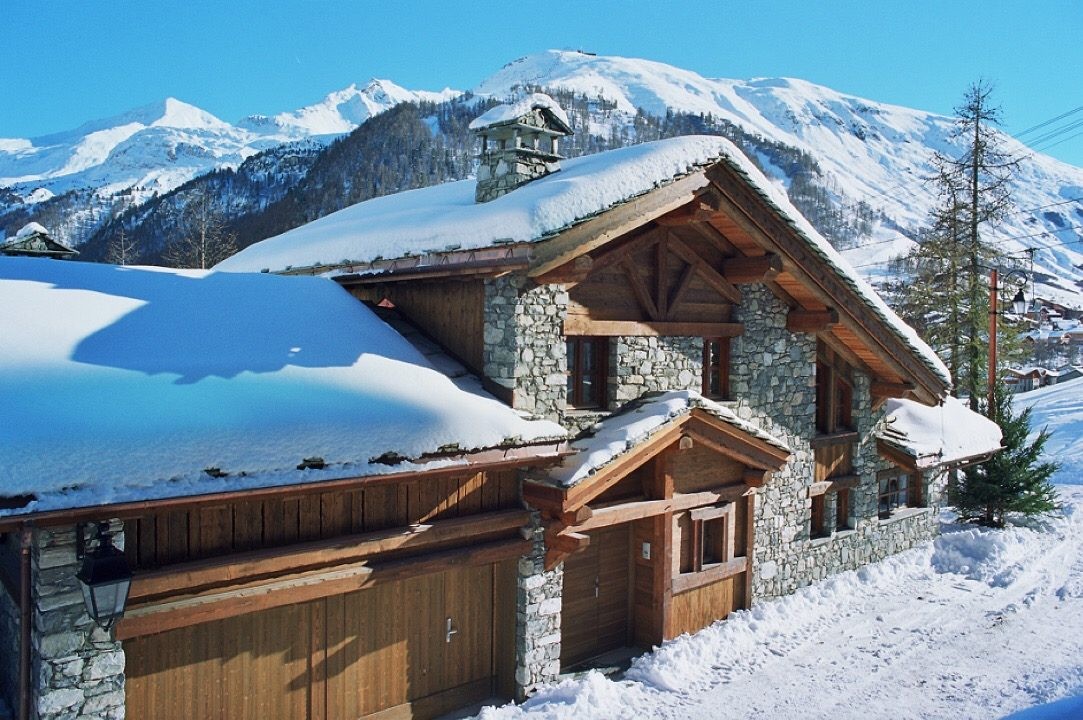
[105, 226, 137, 266]
[163, 191, 237, 269]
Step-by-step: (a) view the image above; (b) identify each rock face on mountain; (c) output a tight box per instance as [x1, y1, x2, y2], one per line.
[2, 50, 1081, 305]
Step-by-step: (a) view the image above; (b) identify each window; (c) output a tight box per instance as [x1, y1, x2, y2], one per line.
[810, 494, 828, 538]
[566, 337, 607, 409]
[836, 488, 851, 530]
[702, 338, 730, 399]
[815, 343, 854, 434]
[679, 504, 735, 573]
[878, 471, 919, 518]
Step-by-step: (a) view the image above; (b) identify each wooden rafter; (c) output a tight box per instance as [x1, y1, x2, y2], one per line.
[666, 263, 697, 320]
[787, 309, 840, 333]
[721, 253, 783, 283]
[621, 258, 661, 319]
[656, 238, 670, 318]
[667, 236, 742, 304]
[528, 171, 710, 277]
[870, 381, 915, 399]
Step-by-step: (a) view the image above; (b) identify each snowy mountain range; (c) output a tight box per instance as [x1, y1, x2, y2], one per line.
[2, 50, 1081, 305]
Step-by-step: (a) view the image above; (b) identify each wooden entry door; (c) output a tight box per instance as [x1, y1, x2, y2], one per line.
[560, 524, 631, 667]
[126, 562, 511, 720]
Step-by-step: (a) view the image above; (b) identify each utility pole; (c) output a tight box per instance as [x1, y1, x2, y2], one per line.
[988, 268, 998, 415]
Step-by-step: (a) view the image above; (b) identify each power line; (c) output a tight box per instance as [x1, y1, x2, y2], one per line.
[1013, 105, 1083, 140]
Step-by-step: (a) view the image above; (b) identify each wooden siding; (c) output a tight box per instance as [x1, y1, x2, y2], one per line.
[347, 279, 485, 374]
[126, 560, 516, 720]
[124, 470, 520, 572]
[814, 443, 854, 483]
[668, 575, 741, 637]
[671, 445, 744, 493]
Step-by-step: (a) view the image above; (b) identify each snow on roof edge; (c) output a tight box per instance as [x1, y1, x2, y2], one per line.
[878, 396, 1002, 469]
[468, 92, 572, 131]
[713, 152, 952, 391]
[548, 390, 788, 488]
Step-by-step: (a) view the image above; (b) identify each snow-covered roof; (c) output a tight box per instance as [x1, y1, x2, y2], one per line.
[216, 136, 724, 274]
[218, 134, 950, 390]
[548, 390, 789, 488]
[878, 396, 1002, 470]
[0, 256, 565, 516]
[15, 221, 48, 239]
[468, 92, 572, 132]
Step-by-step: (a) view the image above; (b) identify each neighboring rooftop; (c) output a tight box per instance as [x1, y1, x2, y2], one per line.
[0, 256, 565, 516]
[0, 222, 77, 258]
[878, 396, 1002, 470]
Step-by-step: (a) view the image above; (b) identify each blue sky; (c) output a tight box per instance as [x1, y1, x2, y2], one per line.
[3, 0, 1082, 166]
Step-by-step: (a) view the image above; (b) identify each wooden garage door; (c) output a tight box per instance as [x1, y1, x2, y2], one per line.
[560, 524, 631, 667]
[126, 562, 513, 719]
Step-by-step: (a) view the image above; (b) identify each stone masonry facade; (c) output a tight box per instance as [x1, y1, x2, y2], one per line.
[30, 525, 125, 720]
[514, 516, 563, 700]
[505, 281, 946, 692]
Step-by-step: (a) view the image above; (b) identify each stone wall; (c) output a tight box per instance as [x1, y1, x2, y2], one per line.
[32, 525, 125, 720]
[483, 277, 567, 421]
[609, 336, 702, 404]
[729, 285, 942, 600]
[514, 517, 562, 700]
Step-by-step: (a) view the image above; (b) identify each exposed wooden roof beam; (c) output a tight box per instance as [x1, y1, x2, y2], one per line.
[721, 253, 783, 283]
[870, 381, 915, 399]
[667, 236, 742, 304]
[786, 308, 840, 333]
[529, 171, 710, 277]
[563, 317, 744, 338]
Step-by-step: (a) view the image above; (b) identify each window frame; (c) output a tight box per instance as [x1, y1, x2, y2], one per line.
[815, 342, 855, 435]
[678, 504, 737, 575]
[702, 337, 731, 400]
[565, 336, 608, 409]
[877, 469, 922, 519]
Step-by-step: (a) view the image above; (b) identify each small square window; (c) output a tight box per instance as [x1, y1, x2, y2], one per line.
[878, 473, 910, 518]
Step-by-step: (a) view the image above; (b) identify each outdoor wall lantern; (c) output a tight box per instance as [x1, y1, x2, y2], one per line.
[1011, 289, 1027, 316]
[76, 522, 132, 630]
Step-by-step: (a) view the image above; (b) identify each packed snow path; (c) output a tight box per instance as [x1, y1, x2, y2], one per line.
[476, 486, 1083, 720]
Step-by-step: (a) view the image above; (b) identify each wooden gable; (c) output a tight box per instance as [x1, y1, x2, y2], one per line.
[528, 161, 949, 405]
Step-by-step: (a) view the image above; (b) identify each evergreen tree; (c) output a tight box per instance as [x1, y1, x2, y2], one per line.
[892, 81, 1020, 408]
[948, 382, 1059, 527]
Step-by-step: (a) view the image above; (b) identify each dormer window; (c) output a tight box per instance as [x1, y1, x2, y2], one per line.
[566, 337, 607, 409]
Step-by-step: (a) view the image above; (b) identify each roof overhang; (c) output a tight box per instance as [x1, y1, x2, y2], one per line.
[0, 441, 570, 532]
[524, 407, 790, 515]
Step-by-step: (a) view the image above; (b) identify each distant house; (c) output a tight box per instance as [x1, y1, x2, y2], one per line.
[2, 96, 1002, 720]
[1005, 366, 1048, 393]
[0, 223, 77, 259]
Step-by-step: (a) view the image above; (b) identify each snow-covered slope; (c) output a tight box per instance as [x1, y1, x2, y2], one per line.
[4, 50, 1083, 305]
[0, 81, 459, 209]
[1014, 376, 1083, 485]
[478, 51, 1083, 307]
[238, 79, 460, 137]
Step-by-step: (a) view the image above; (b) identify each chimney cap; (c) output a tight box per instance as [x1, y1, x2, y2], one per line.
[469, 92, 573, 135]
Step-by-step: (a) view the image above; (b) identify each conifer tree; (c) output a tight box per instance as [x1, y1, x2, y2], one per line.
[893, 81, 1020, 408]
[948, 382, 1059, 527]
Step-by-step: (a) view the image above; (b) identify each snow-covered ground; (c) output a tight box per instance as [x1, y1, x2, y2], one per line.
[473, 379, 1083, 720]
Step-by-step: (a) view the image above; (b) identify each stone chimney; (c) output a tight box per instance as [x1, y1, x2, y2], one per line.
[470, 93, 573, 203]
